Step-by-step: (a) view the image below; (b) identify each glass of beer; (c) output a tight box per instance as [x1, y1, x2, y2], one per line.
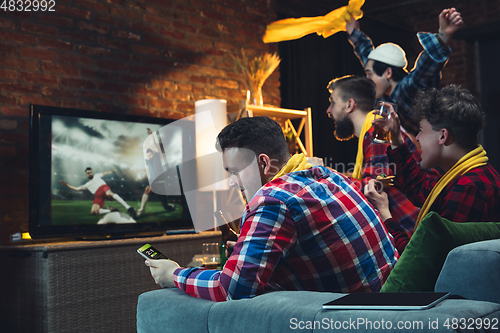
[202, 242, 220, 269]
[372, 101, 397, 143]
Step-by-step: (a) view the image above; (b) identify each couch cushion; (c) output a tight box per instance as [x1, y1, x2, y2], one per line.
[435, 239, 500, 304]
[138, 289, 500, 333]
[381, 212, 500, 293]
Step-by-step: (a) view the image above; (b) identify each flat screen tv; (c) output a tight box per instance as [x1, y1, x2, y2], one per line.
[29, 105, 195, 240]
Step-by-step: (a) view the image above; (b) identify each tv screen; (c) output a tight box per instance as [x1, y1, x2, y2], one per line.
[29, 105, 195, 240]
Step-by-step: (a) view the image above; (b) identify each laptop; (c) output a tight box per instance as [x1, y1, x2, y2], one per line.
[322, 292, 450, 310]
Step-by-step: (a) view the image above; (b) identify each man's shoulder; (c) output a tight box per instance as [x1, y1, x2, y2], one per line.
[456, 164, 500, 189]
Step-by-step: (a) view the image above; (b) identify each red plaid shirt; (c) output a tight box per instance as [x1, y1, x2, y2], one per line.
[349, 126, 438, 238]
[389, 144, 500, 223]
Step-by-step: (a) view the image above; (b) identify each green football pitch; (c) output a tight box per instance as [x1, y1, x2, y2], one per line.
[51, 200, 182, 225]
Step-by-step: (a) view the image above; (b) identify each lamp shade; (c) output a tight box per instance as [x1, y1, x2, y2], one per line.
[194, 99, 228, 192]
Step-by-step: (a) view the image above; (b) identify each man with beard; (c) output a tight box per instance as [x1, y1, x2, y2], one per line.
[326, 75, 433, 253]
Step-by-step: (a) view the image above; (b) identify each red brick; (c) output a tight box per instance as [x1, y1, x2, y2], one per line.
[41, 87, 79, 99]
[19, 47, 58, 60]
[131, 44, 159, 55]
[20, 72, 58, 85]
[98, 37, 128, 50]
[18, 96, 57, 107]
[42, 63, 79, 76]
[79, 21, 109, 34]
[146, 58, 173, 69]
[150, 80, 175, 90]
[0, 119, 17, 130]
[200, 10, 224, 22]
[172, 41, 198, 53]
[148, 98, 174, 109]
[130, 22, 157, 34]
[60, 53, 94, 66]
[187, 16, 211, 28]
[190, 75, 209, 84]
[0, 17, 16, 29]
[0, 94, 16, 105]
[82, 91, 113, 101]
[0, 44, 16, 56]
[57, 5, 91, 19]
[110, 7, 141, 20]
[143, 34, 171, 47]
[95, 103, 127, 113]
[0, 31, 35, 44]
[177, 83, 193, 91]
[117, 75, 148, 85]
[199, 27, 220, 39]
[80, 69, 101, 79]
[0, 83, 39, 94]
[60, 100, 95, 110]
[96, 60, 128, 71]
[160, 28, 185, 41]
[131, 87, 160, 97]
[79, 45, 111, 56]
[142, 14, 172, 28]
[113, 30, 141, 41]
[97, 83, 129, 93]
[130, 107, 156, 117]
[171, 21, 197, 34]
[39, 37, 75, 51]
[94, 13, 114, 24]
[61, 78, 96, 89]
[1, 107, 28, 117]
[163, 90, 191, 101]
[37, 14, 74, 28]
[0, 69, 17, 80]
[80, 0, 108, 12]
[163, 71, 188, 81]
[130, 65, 159, 75]
[21, 22, 58, 35]
[61, 31, 96, 42]
[117, 95, 146, 106]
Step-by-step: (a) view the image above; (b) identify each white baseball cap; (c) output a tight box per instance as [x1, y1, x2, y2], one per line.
[368, 43, 407, 69]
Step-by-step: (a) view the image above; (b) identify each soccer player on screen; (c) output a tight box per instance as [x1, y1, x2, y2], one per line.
[60, 167, 137, 218]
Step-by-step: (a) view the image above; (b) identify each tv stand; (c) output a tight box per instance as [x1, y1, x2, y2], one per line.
[0, 231, 221, 333]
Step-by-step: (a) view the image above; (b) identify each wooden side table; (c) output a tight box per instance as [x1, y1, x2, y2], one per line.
[0, 231, 220, 333]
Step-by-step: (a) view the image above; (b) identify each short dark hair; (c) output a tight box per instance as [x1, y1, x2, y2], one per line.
[216, 117, 290, 164]
[372, 60, 408, 82]
[85, 167, 92, 172]
[413, 84, 484, 149]
[327, 75, 376, 111]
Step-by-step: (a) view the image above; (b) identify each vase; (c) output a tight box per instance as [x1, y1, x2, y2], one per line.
[247, 85, 263, 106]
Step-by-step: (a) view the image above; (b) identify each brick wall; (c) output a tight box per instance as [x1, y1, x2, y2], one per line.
[0, 0, 280, 241]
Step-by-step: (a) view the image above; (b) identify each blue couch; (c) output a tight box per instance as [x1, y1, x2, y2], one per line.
[137, 240, 500, 332]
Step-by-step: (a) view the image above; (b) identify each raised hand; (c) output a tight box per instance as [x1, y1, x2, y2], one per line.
[438, 8, 463, 44]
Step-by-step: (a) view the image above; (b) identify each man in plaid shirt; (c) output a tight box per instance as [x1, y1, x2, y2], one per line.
[346, 8, 463, 137]
[146, 117, 398, 301]
[326, 76, 436, 248]
[364, 85, 500, 252]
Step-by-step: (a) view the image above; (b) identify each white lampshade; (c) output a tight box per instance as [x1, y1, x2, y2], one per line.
[195, 99, 228, 192]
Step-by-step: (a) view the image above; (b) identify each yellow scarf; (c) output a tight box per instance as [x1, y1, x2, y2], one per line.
[415, 145, 488, 228]
[352, 112, 381, 180]
[263, 0, 364, 43]
[272, 153, 312, 181]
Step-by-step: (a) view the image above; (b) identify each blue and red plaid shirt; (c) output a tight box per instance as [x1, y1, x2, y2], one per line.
[349, 29, 451, 137]
[173, 166, 398, 301]
[389, 144, 500, 223]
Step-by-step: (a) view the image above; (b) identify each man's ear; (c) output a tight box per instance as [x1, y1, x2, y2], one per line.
[346, 98, 356, 113]
[258, 153, 272, 176]
[439, 128, 453, 146]
[385, 67, 393, 80]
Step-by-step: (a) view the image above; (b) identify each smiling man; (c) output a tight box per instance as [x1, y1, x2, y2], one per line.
[364, 84, 500, 250]
[346, 8, 463, 137]
[145, 116, 398, 301]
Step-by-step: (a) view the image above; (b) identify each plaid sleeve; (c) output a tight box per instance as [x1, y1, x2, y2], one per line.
[173, 195, 296, 302]
[388, 143, 438, 207]
[348, 29, 374, 67]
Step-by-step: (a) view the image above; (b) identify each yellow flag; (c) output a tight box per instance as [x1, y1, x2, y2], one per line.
[263, 0, 365, 43]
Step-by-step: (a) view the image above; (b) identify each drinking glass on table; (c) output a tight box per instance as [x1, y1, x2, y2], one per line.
[372, 101, 397, 144]
[202, 242, 220, 269]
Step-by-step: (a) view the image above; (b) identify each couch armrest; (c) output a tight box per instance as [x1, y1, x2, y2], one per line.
[435, 239, 500, 304]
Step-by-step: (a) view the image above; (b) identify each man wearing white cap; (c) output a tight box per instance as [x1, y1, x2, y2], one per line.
[346, 8, 463, 137]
